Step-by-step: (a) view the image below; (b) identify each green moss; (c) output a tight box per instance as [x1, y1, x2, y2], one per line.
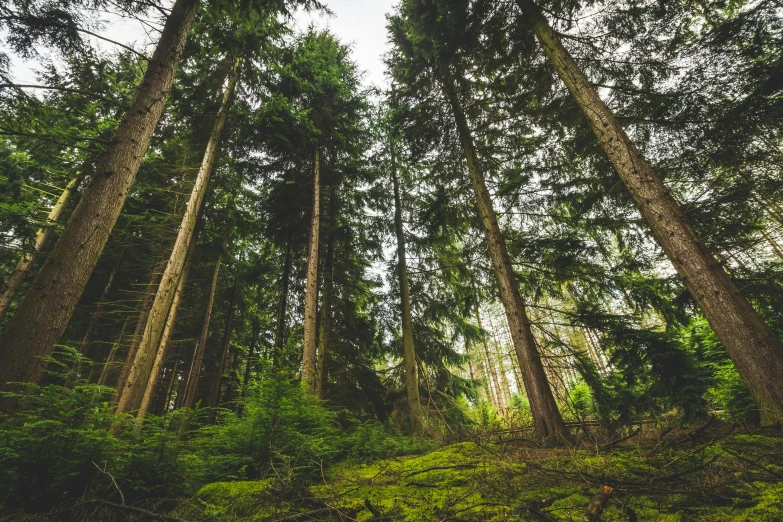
[194, 480, 291, 520]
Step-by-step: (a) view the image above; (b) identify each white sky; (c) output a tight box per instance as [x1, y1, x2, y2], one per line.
[7, 1, 397, 89]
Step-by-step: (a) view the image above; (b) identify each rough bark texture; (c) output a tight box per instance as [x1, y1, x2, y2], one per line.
[0, 175, 81, 324]
[116, 58, 241, 414]
[302, 148, 321, 392]
[519, 0, 783, 420]
[442, 76, 568, 440]
[0, 0, 198, 412]
[181, 259, 220, 410]
[315, 226, 334, 400]
[136, 236, 195, 419]
[392, 154, 424, 435]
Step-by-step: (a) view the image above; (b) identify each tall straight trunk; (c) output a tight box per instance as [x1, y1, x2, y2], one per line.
[487, 313, 513, 404]
[243, 322, 260, 391]
[181, 259, 220, 410]
[519, 0, 783, 420]
[0, 175, 81, 324]
[392, 157, 424, 434]
[97, 317, 130, 386]
[273, 234, 293, 369]
[136, 236, 196, 419]
[78, 251, 123, 357]
[117, 59, 242, 415]
[315, 228, 334, 400]
[206, 277, 239, 421]
[477, 312, 506, 413]
[442, 77, 567, 440]
[302, 148, 321, 391]
[114, 259, 165, 402]
[466, 339, 491, 404]
[0, 0, 198, 412]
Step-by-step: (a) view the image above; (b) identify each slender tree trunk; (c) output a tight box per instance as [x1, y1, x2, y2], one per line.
[477, 311, 506, 414]
[273, 233, 293, 369]
[0, 175, 81, 324]
[181, 259, 220, 410]
[136, 236, 196, 419]
[116, 58, 242, 414]
[302, 148, 321, 391]
[243, 322, 260, 391]
[97, 317, 130, 387]
[519, 0, 783, 421]
[315, 228, 334, 400]
[391, 146, 424, 434]
[114, 259, 165, 402]
[0, 0, 199, 412]
[207, 277, 239, 421]
[78, 250, 123, 358]
[442, 76, 567, 440]
[160, 345, 183, 415]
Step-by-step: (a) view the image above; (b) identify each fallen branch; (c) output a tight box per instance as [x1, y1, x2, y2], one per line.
[100, 501, 182, 521]
[404, 464, 476, 477]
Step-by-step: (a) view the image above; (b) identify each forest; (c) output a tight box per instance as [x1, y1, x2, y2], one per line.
[1, 0, 782, 520]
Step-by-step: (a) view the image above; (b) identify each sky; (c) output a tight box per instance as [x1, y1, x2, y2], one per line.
[7, 0, 397, 89]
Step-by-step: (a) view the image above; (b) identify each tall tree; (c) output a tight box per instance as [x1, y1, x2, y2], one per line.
[517, 0, 783, 420]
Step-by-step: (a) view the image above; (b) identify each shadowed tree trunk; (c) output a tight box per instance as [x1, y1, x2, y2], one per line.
[518, 0, 783, 421]
[136, 236, 196, 419]
[97, 317, 130, 387]
[181, 259, 221, 410]
[273, 232, 293, 369]
[116, 58, 242, 415]
[315, 222, 334, 400]
[206, 276, 239, 422]
[0, 174, 81, 324]
[391, 148, 424, 435]
[78, 250, 123, 359]
[442, 75, 568, 440]
[302, 148, 321, 391]
[0, 0, 199, 413]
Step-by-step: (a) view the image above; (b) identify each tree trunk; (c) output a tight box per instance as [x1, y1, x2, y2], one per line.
[477, 311, 506, 414]
[116, 58, 241, 415]
[181, 259, 220, 410]
[206, 276, 239, 422]
[0, 0, 198, 413]
[114, 258, 165, 402]
[136, 235, 196, 419]
[442, 76, 568, 440]
[97, 317, 130, 387]
[78, 250, 123, 358]
[273, 233, 293, 369]
[302, 148, 321, 391]
[0, 174, 81, 324]
[315, 223, 334, 400]
[519, 0, 783, 421]
[391, 152, 424, 435]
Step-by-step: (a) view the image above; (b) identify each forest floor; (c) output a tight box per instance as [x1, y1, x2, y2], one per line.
[177, 420, 783, 521]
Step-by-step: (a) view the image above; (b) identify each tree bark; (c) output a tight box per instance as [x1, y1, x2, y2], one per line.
[391, 149, 424, 435]
[0, 174, 81, 324]
[302, 148, 321, 391]
[519, 0, 783, 420]
[315, 220, 334, 400]
[0, 0, 198, 413]
[136, 235, 196, 419]
[181, 259, 220, 410]
[273, 232, 293, 369]
[116, 58, 241, 415]
[442, 76, 568, 440]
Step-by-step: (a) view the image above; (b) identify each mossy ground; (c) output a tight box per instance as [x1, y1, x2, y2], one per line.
[181, 423, 783, 521]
